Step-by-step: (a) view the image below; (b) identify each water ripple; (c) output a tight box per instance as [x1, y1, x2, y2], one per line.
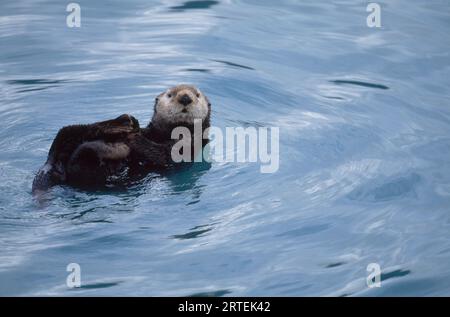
[1, 0, 450, 296]
[330, 79, 389, 90]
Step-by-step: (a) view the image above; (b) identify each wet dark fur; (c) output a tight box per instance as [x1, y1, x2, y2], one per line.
[32, 100, 211, 192]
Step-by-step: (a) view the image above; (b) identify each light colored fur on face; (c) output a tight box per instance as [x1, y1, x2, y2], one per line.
[152, 85, 209, 126]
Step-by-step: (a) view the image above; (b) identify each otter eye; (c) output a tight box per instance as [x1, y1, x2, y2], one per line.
[196, 92, 200, 98]
[167, 93, 172, 98]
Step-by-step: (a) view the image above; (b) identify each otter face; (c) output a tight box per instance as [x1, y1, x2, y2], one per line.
[152, 85, 210, 126]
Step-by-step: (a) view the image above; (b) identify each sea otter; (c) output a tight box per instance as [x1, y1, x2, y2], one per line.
[32, 84, 211, 193]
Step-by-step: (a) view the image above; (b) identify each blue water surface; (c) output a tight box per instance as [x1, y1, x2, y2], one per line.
[1, 0, 450, 296]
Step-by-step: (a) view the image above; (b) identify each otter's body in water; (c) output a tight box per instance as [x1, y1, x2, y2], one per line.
[32, 85, 211, 193]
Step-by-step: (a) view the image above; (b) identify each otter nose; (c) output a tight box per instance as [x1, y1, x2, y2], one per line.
[178, 94, 192, 106]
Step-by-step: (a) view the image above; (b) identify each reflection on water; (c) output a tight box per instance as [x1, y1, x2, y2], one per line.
[1, 0, 450, 296]
[211, 59, 255, 70]
[189, 289, 231, 297]
[170, 0, 220, 12]
[329, 80, 389, 90]
[172, 227, 212, 240]
[164, 161, 212, 194]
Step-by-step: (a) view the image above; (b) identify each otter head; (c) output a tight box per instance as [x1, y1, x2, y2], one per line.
[151, 84, 211, 130]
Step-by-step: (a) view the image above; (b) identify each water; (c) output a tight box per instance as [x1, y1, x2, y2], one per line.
[1, 0, 450, 296]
